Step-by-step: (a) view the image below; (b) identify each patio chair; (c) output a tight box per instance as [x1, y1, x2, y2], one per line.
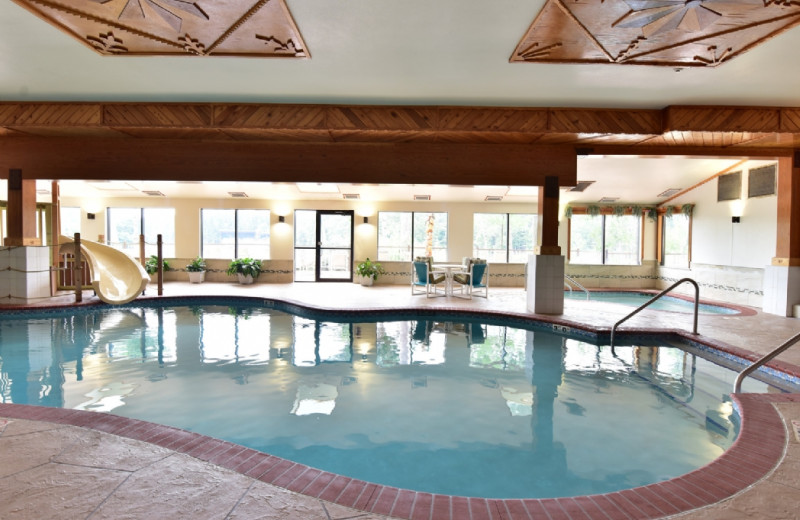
[411, 258, 446, 297]
[452, 258, 488, 299]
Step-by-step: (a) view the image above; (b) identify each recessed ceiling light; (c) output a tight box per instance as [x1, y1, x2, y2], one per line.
[297, 182, 339, 193]
[506, 186, 538, 196]
[657, 188, 682, 197]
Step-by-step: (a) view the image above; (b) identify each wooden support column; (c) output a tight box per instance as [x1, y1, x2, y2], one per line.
[773, 153, 800, 266]
[536, 176, 561, 255]
[4, 169, 41, 246]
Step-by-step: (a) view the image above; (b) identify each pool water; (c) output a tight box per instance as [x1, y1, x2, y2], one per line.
[0, 303, 778, 498]
[564, 290, 739, 314]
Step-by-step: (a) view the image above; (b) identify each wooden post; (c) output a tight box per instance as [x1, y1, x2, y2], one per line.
[139, 234, 146, 268]
[50, 181, 61, 295]
[4, 169, 41, 246]
[536, 176, 561, 255]
[157, 234, 163, 296]
[74, 232, 82, 303]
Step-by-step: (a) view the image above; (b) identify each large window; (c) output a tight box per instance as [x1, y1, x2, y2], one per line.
[60, 207, 81, 238]
[107, 207, 175, 258]
[377, 212, 448, 261]
[201, 209, 270, 259]
[662, 214, 690, 268]
[473, 213, 537, 263]
[569, 214, 640, 265]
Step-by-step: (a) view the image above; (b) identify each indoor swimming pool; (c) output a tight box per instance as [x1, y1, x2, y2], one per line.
[0, 299, 790, 499]
[564, 290, 741, 314]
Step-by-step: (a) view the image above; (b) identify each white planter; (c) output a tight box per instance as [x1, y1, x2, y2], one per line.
[359, 276, 374, 286]
[237, 273, 255, 285]
[188, 271, 205, 284]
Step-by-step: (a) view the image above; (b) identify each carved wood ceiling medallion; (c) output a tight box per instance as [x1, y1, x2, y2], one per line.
[511, 0, 800, 67]
[11, 0, 308, 57]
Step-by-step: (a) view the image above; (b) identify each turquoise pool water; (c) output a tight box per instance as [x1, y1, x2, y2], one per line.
[0, 301, 779, 498]
[564, 290, 740, 314]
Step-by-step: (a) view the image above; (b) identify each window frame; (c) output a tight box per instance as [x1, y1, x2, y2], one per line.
[568, 212, 642, 266]
[660, 212, 692, 268]
[106, 207, 176, 258]
[472, 212, 537, 263]
[377, 211, 449, 261]
[200, 208, 271, 260]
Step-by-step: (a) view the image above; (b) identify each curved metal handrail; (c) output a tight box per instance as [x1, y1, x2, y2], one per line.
[733, 331, 800, 393]
[609, 278, 699, 348]
[564, 274, 590, 300]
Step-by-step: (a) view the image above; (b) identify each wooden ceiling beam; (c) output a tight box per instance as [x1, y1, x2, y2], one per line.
[0, 137, 578, 187]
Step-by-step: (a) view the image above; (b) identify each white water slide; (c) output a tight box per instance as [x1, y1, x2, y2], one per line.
[59, 236, 150, 305]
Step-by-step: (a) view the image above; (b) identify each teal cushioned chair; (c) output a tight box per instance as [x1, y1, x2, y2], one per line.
[411, 257, 446, 298]
[452, 258, 488, 299]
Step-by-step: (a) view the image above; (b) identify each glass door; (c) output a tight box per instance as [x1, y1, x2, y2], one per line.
[294, 210, 354, 282]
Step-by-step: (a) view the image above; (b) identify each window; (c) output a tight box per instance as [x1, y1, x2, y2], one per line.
[107, 207, 175, 258]
[201, 208, 270, 259]
[569, 214, 640, 265]
[378, 212, 448, 261]
[473, 213, 537, 263]
[662, 214, 690, 268]
[60, 207, 81, 237]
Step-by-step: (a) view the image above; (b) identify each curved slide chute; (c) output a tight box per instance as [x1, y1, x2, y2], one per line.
[59, 236, 150, 305]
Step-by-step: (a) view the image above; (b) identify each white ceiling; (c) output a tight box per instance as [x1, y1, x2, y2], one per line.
[0, 1, 793, 205]
[2, 0, 800, 108]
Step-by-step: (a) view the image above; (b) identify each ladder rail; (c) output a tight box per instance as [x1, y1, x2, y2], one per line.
[564, 274, 589, 300]
[733, 331, 800, 393]
[610, 278, 699, 348]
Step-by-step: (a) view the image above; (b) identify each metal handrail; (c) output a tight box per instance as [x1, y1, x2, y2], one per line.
[565, 275, 590, 300]
[733, 331, 800, 393]
[610, 278, 699, 348]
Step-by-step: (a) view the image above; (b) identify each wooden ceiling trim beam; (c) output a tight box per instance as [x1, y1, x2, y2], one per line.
[547, 108, 661, 135]
[0, 137, 577, 187]
[664, 106, 790, 133]
[214, 104, 328, 129]
[0, 103, 102, 126]
[104, 104, 213, 127]
[580, 144, 792, 158]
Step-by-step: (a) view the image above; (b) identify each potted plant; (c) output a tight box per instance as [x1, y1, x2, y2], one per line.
[186, 256, 206, 283]
[145, 255, 171, 276]
[356, 258, 385, 286]
[226, 258, 262, 285]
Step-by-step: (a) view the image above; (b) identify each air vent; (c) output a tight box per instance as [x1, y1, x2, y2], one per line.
[342, 193, 360, 200]
[143, 190, 165, 197]
[228, 192, 248, 198]
[598, 197, 618, 203]
[485, 195, 503, 202]
[657, 188, 682, 198]
[414, 194, 431, 201]
[36, 189, 50, 195]
[568, 181, 595, 192]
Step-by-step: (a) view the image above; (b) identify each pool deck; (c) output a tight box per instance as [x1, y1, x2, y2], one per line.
[2, 282, 800, 519]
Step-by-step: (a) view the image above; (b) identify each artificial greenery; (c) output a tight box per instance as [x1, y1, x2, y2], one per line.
[630, 204, 643, 219]
[613, 205, 626, 217]
[681, 203, 695, 217]
[665, 205, 675, 218]
[226, 258, 263, 279]
[145, 255, 171, 275]
[186, 256, 206, 272]
[587, 205, 601, 217]
[356, 258, 385, 281]
[564, 205, 573, 219]
[646, 207, 658, 221]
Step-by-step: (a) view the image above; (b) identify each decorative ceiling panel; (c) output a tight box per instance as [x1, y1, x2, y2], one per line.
[12, 0, 308, 57]
[511, 0, 800, 67]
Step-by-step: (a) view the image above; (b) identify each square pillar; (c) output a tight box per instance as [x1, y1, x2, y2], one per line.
[526, 254, 565, 314]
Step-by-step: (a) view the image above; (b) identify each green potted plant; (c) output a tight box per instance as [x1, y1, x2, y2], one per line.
[356, 258, 385, 286]
[186, 256, 206, 284]
[226, 258, 262, 285]
[145, 255, 171, 276]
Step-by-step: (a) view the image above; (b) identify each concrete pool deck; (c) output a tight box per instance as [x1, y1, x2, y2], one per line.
[2, 283, 800, 519]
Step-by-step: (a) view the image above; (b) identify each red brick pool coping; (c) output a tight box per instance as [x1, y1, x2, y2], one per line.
[0, 393, 795, 520]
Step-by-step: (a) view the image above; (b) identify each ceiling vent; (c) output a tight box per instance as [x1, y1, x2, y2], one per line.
[37, 189, 50, 195]
[598, 197, 618, 203]
[228, 192, 248, 198]
[568, 181, 595, 192]
[485, 195, 503, 202]
[657, 188, 682, 197]
[414, 194, 431, 201]
[143, 190, 165, 197]
[342, 193, 360, 200]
